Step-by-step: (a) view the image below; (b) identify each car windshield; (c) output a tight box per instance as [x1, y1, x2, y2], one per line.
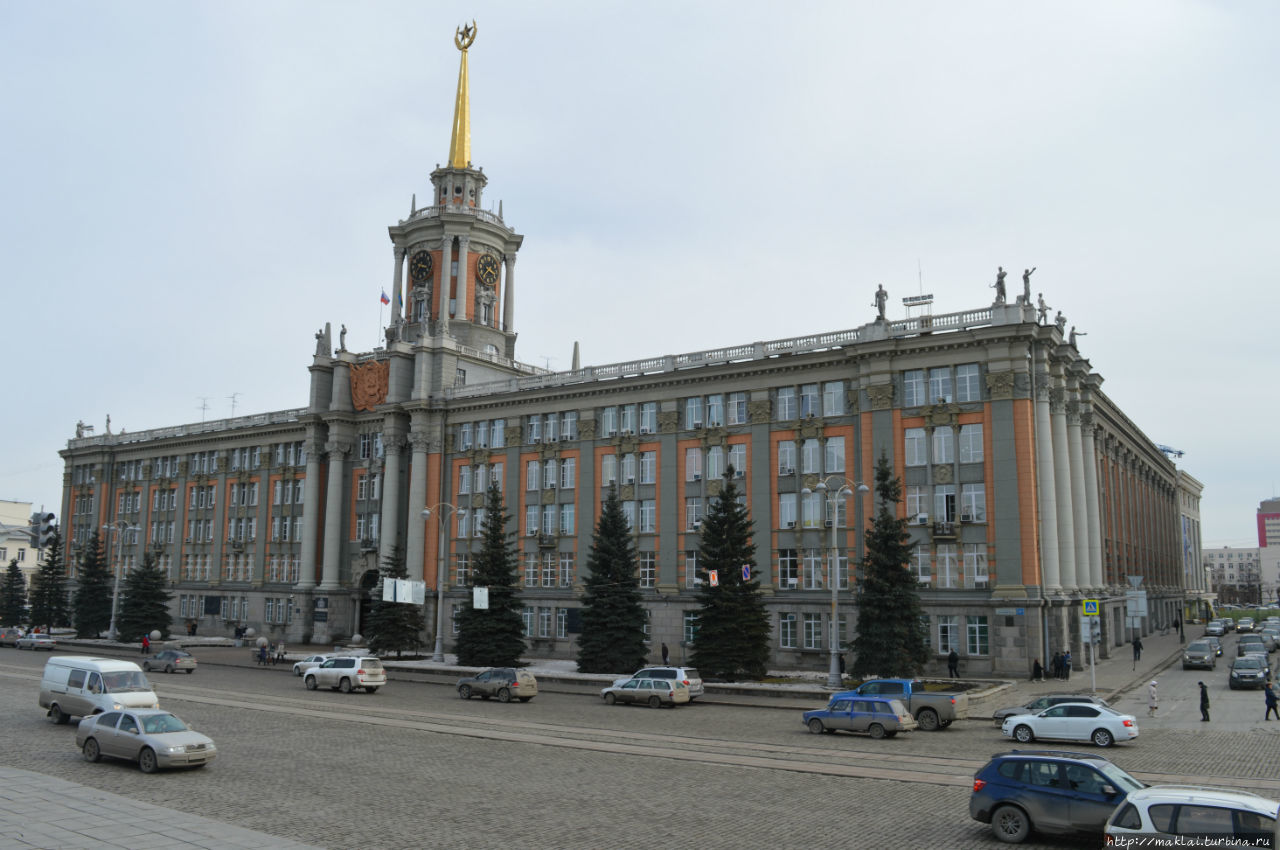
[1097, 762, 1144, 792]
[101, 671, 150, 692]
[1236, 658, 1262, 669]
[1188, 642, 1210, 651]
[141, 714, 189, 734]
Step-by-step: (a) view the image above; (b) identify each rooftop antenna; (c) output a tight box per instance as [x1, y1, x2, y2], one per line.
[197, 397, 210, 422]
[902, 260, 934, 322]
[539, 355, 555, 371]
[228, 392, 241, 417]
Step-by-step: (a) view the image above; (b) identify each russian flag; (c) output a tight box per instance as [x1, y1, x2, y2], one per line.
[380, 290, 390, 305]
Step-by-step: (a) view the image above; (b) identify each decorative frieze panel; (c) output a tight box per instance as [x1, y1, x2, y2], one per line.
[657, 411, 679, 434]
[797, 419, 823, 440]
[866, 383, 894, 411]
[985, 370, 1016, 400]
[922, 402, 960, 429]
[748, 400, 772, 424]
[934, 464, 954, 484]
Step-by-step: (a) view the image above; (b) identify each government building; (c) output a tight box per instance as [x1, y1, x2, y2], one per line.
[57, 29, 1203, 676]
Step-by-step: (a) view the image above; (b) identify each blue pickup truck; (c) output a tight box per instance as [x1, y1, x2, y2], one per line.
[846, 678, 968, 731]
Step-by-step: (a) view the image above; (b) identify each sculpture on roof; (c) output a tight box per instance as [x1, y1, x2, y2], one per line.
[339, 324, 348, 352]
[1037, 293, 1050, 325]
[992, 267, 1007, 304]
[76, 420, 85, 438]
[1055, 310, 1067, 332]
[1022, 267, 1036, 303]
[1069, 326, 1087, 347]
[873, 284, 888, 320]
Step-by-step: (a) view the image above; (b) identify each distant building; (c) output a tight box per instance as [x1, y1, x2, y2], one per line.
[1258, 499, 1280, 549]
[1202, 546, 1261, 605]
[0, 499, 45, 591]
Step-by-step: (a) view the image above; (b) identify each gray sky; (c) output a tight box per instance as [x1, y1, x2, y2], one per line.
[3, 2, 1276, 547]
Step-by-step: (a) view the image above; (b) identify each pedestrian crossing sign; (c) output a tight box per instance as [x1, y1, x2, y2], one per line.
[1082, 599, 1099, 615]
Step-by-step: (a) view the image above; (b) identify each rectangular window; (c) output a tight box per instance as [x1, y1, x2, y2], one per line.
[685, 447, 703, 481]
[542, 504, 556, 537]
[600, 406, 618, 437]
[903, 370, 925, 407]
[823, 381, 844, 416]
[455, 553, 470, 586]
[799, 384, 819, 418]
[778, 494, 797, 529]
[559, 553, 573, 587]
[601, 455, 617, 487]
[621, 453, 636, 484]
[459, 465, 471, 495]
[542, 555, 556, 588]
[958, 424, 984, 463]
[521, 607, 534, 636]
[620, 501, 636, 531]
[639, 500, 656, 533]
[956, 364, 981, 402]
[639, 451, 656, 484]
[543, 459, 557, 489]
[904, 428, 927, 466]
[824, 438, 844, 473]
[803, 613, 823, 649]
[727, 443, 746, 477]
[544, 414, 559, 442]
[778, 613, 797, 649]
[728, 392, 748, 425]
[906, 485, 927, 520]
[684, 611, 699, 645]
[912, 545, 931, 585]
[938, 615, 959, 654]
[685, 498, 703, 530]
[560, 503, 575, 535]
[537, 607, 552, 638]
[706, 394, 723, 427]
[936, 544, 958, 588]
[638, 552, 656, 588]
[929, 367, 953, 403]
[964, 544, 989, 589]
[803, 549, 823, 590]
[778, 440, 796, 474]
[524, 555, 539, 588]
[706, 446, 724, 480]
[966, 616, 989, 656]
[934, 484, 957, 523]
[619, 404, 636, 434]
[801, 492, 823, 528]
[560, 457, 576, 489]
[960, 484, 986, 522]
[777, 549, 798, 588]
[800, 439, 820, 474]
[492, 418, 506, 447]
[932, 426, 954, 464]
[526, 415, 541, 444]
[776, 387, 796, 421]
[685, 551, 700, 588]
[525, 505, 539, 536]
[685, 397, 703, 429]
[526, 460, 540, 491]
[638, 403, 656, 434]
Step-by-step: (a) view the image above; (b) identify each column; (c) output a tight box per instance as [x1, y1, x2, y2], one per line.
[319, 438, 351, 590]
[378, 430, 405, 567]
[404, 425, 431, 582]
[392, 246, 405, 323]
[455, 235, 470, 324]
[1066, 377, 1090, 592]
[1050, 368, 1078, 590]
[1033, 358, 1060, 592]
[439, 237, 452, 336]
[1081, 412, 1104, 589]
[502, 252, 516, 333]
[296, 436, 324, 590]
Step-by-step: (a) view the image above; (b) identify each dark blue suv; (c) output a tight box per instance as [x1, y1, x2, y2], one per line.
[969, 749, 1144, 843]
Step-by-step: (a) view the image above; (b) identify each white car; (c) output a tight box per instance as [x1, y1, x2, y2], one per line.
[15, 633, 57, 651]
[611, 667, 704, 700]
[293, 654, 333, 677]
[303, 656, 386, 693]
[1001, 702, 1139, 748]
[1106, 785, 1279, 845]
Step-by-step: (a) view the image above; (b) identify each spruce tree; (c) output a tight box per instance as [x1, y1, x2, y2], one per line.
[453, 483, 525, 667]
[72, 530, 113, 638]
[690, 468, 770, 681]
[576, 489, 648, 674]
[851, 453, 930, 679]
[365, 545, 426, 657]
[29, 531, 70, 632]
[0, 560, 26, 627]
[116, 549, 173, 642]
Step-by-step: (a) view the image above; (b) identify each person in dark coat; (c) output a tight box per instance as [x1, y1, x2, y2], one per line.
[1031, 658, 1043, 682]
[1198, 681, 1210, 722]
[1265, 683, 1279, 721]
[1062, 650, 1072, 680]
[1132, 638, 1143, 663]
[947, 648, 959, 678]
[661, 643, 670, 665]
[1051, 651, 1062, 680]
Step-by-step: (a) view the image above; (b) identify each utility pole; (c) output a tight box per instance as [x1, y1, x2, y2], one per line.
[228, 392, 241, 417]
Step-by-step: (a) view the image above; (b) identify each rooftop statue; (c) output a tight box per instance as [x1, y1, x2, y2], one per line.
[1037, 293, 1050, 325]
[992, 267, 1007, 304]
[873, 284, 888, 320]
[1021, 267, 1036, 304]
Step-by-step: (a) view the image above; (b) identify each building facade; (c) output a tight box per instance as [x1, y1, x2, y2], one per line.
[0, 500, 46, 589]
[1202, 547, 1261, 605]
[57, 31, 1193, 675]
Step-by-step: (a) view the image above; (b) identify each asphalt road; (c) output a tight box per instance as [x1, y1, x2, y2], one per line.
[1, 645, 1277, 850]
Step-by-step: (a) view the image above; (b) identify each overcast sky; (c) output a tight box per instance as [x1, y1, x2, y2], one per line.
[3, 2, 1276, 548]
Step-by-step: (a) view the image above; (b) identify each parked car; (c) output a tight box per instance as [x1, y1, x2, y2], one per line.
[846, 678, 967, 731]
[1106, 785, 1279, 845]
[970, 749, 1145, 844]
[15, 633, 56, 651]
[293, 653, 333, 677]
[1203, 636, 1224, 657]
[77, 708, 216, 773]
[802, 695, 917, 738]
[303, 656, 385, 693]
[142, 649, 197, 674]
[992, 694, 1109, 727]
[0, 627, 24, 646]
[600, 677, 689, 708]
[1229, 655, 1269, 690]
[1205, 620, 1226, 637]
[1001, 702, 1139, 748]
[612, 667, 704, 700]
[456, 668, 538, 703]
[1182, 641, 1217, 671]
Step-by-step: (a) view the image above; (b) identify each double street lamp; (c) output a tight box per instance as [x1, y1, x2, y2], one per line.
[422, 504, 466, 663]
[103, 519, 139, 642]
[800, 477, 870, 688]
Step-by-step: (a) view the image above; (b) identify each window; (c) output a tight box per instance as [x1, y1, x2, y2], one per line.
[559, 553, 574, 587]
[938, 615, 958, 653]
[638, 403, 655, 434]
[956, 364, 981, 402]
[639, 552, 656, 588]
[776, 387, 796, 421]
[906, 485, 927, 520]
[639, 500, 656, 533]
[728, 443, 746, 476]
[801, 439, 820, 474]
[728, 392, 748, 425]
[492, 418, 506, 447]
[959, 424, 984, 463]
[601, 455, 618, 487]
[803, 613, 823, 649]
[543, 459, 557, 489]
[778, 613, 797, 648]
[929, 367, 953, 403]
[526, 415, 541, 444]
[912, 545, 931, 585]
[621, 453, 636, 484]
[803, 550, 823, 590]
[685, 498, 703, 530]
[801, 492, 823, 528]
[619, 404, 635, 435]
[934, 484, 956, 523]
[823, 381, 844, 416]
[685, 551, 700, 588]
[960, 484, 986, 522]
[685, 448, 703, 481]
[639, 451, 656, 484]
[521, 607, 534, 636]
[544, 413, 559, 442]
[560, 503, 575, 535]
[685, 397, 703, 428]
[778, 440, 796, 474]
[966, 615, 989, 655]
[799, 384, 819, 418]
[964, 544, 989, 589]
[706, 394, 723, 427]
[904, 429, 927, 466]
[542, 555, 556, 588]
[824, 438, 844, 473]
[932, 426, 954, 464]
[454, 552, 470, 586]
[706, 446, 724, 480]
[620, 501, 636, 531]
[777, 549, 798, 588]
[560, 458, 576, 489]
[526, 460, 540, 491]
[778, 494, 797, 529]
[903, 370, 925, 407]
[936, 544, 958, 588]
[525, 505, 539, 536]
[684, 611, 698, 645]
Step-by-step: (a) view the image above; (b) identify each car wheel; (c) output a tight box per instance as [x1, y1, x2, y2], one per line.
[139, 747, 158, 774]
[648, 696, 662, 709]
[991, 804, 1031, 843]
[458, 685, 472, 700]
[604, 692, 617, 705]
[916, 708, 940, 731]
[165, 665, 175, 674]
[807, 718, 825, 734]
[1092, 728, 1114, 748]
[339, 678, 353, 694]
[50, 704, 68, 725]
[1013, 724, 1034, 744]
[365, 687, 378, 694]
[305, 675, 318, 691]
[497, 688, 511, 703]
[82, 738, 101, 763]
[868, 723, 886, 739]
[142, 661, 152, 671]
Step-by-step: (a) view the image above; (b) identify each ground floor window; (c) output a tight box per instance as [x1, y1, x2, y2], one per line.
[803, 613, 822, 649]
[937, 614, 958, 654]
[521, 607, 534, 636]
[967, 615, 989, 656]
[639, 552, 656, 588]
[779, 613, 797, 648]
[683, 611, 698, 645]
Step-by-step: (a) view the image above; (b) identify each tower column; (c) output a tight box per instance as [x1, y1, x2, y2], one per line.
[1034, 357, 1060, 592]
[391, 246, 405, 323]
[502, 252, 516, 333]
[404, 423, 431, 582]
[1050, 367, 1078, 591]
[1081, 408, 1104, 590]
[320, 439, 351, 590]
[297, 436, 324, 590]
[378, 430, 406, 567]
[1066, 376, 1090, 593]
[439, 237, 452, 336]
[456, 235, 470, 324]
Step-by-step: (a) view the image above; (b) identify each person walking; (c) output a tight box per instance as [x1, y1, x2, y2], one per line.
[1265, 683, 1279, 721]
[275, 639, 287, 664]
[1147, 680, 1159, 717]
[1062, 649, 1072, 681]
[1031, 658, 1043, 682]
[1051, 651, 1062, 680]
[947, 647, 960, 678]
[1198, 681, 1210, 722]
[661, 643, 670, 666]
[1132, 638, 1143, 667]
[141, 634, 150, 655]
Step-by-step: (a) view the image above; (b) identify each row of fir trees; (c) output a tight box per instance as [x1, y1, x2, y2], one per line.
[366, 454, 928, 681]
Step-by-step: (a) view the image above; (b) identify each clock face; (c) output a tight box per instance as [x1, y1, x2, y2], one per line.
[410, 251, 433, 283]
[477, 253, 500, 286]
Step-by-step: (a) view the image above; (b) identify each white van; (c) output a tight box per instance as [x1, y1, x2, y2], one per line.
[40, 656, 159, 724]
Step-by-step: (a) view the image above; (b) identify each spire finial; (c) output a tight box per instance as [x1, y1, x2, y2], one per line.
[448, 21, 477, 169]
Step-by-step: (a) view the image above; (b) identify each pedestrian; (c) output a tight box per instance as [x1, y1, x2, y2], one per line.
[257, 644, 268, 666]
[141, 634, 149, 655]
[1031, 658, 1043, 682]
[1198, 681, 1210, 722]
[1062, 649, 1072, 680]
[947, 647, 959, 678]
[1147, 680, 1158, 717]
[276, 639, 287, 663]
[1265, 683, 1279, 721]
[1132, 637, 1143, 664]
[1051, 651, 1062, 680]
[839, 653, 846, 676]
[661, 642, 670, 666]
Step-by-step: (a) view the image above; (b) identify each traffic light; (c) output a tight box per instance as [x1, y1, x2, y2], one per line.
[37, 512, 56, 548]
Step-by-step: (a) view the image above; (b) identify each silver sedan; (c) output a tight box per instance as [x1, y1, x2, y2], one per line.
[15, 633, 56, 650]
[76, 709, 216, 773]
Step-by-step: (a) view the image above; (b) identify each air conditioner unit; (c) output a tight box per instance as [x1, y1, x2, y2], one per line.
[734, 469, 744, 478]
[548, 482, 556, 489]
[621, 428, 633, 436]
[960, 513, 974, 523]
[639, 427, 652, 435]
[526, 529, 537, 537]
[782, 467, 795, 475]
[916, 514, 929, 526]
[691, 520, 702, 530]
[560, 434, 571, 441]
[784, 579, 798, 589]
[823, 520, 833, 528]
[693, 473, 701, 481]
[786, 521, 796, 529]
[624, 476, 634, 485]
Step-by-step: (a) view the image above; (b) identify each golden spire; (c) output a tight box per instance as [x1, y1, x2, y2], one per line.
[448, 21, 477, 169]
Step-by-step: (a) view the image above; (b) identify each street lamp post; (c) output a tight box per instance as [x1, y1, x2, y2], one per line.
[801, 477, 870, 688]
[423, 504, 465, 663]
[104, 519, 138, 642]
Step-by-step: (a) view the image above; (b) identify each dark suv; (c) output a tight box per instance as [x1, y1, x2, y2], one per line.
[970, 750, 1145, 843]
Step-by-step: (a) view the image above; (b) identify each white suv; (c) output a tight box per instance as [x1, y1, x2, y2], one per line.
[612, 667, 704, 700]
[303, 656, 386, 693]
[1106, 785, 1279, 845]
